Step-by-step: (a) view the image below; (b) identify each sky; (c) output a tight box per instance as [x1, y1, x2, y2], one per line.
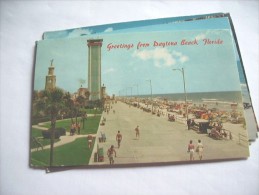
[42, 14, 246, 88]
[34, 29, 241, 97]
[44, 13, 226, 40]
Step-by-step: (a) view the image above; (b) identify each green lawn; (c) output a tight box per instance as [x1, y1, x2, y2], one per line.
[30, 128, 60, 149]
[30, 137, 95, 166]
[40, 115, 102, 135]
[30, 114, 102, 166]
[31, 127, 43, 137]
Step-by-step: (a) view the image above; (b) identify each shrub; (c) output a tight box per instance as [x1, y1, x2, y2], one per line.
[55, 127, 66, 136]
[42, 130, 61, 139]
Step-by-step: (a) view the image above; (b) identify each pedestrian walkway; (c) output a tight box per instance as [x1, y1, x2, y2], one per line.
[89, 101, 249, 166]
[32, 125, 48, 130]
[31, 120, 96, 153]
[30, 133, 96, 152]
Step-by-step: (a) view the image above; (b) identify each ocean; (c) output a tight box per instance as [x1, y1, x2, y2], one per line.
[136, 91, 243, 104]
[131, 91, 244, 112]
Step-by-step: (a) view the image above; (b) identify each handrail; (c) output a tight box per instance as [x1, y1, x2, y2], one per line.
[238, 133, 248, 145]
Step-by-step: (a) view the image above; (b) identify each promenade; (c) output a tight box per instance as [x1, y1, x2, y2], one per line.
[89, 101, 249, 165]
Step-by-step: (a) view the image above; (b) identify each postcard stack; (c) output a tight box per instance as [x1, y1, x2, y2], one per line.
[30, 13, 258, 172]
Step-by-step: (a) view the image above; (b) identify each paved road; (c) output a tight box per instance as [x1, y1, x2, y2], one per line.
[89, 101, 249, 166]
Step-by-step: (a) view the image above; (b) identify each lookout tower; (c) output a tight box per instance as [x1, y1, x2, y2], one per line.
[45, 59, 56, 91]
[87, 39, 103, 100]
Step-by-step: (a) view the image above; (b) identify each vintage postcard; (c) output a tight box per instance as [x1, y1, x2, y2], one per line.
[43, 13, 258, 141]
[31, 29, 250, 169]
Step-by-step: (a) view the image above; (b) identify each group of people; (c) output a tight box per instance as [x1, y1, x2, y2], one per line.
[207, 121, 231, 139]
[107, 126, 140, 165]
[187, 139, 204, 160]
[70, 122, 81, 135]
[187, 119, 196, 130]
[210, 125, 229, 139]
[104, 105, 116, 115]
[155, 109, 165, 117]
[106, 131, 122, 165]
[168, 114, 176, 122]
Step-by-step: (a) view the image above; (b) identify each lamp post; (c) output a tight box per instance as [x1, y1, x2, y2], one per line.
[133, 84, 139, 96]
[128, 87, 133, 105]
[146, 80, 153, 114]
[172, 68, 188, 120]
[128, 87, 133, 97]
[134, 84, 139, 107]
[123, 88, 127, 102]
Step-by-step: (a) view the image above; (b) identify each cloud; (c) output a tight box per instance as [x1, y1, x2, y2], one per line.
[172, 51, 189, 63]
[68, 28, 92, 37]
[195, 30, 223, 41]
[179, 55, 189, 63]
[104, 67, 116, 74]
[195, 33, 206, 41]
[133, 48, 189, 68]
[133, 48, 176, 68]
[104, 27, 113, 32]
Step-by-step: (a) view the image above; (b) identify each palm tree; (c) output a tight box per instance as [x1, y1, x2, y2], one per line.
[35, 88, 65, 166]
[63, 92, 76, 123]
[75, 95, 86, 123]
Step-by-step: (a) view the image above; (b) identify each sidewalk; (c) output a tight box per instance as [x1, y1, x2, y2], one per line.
[31, 132, 96, 152]
[31, 119, 97, 152]
[89, 101, 249, 166]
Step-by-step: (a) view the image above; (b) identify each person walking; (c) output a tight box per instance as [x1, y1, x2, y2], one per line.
[187, 119, 191, 130]
[107, 145, 117, 165]
[135, 125, 140, 139]
[196, 139, 204, 160]
[70, 122, 76, 135]
[187, 140, 195, 161]
[87, 134, 93, 148]
[116, 131, 122, 148]
[77, 122, 81, 135]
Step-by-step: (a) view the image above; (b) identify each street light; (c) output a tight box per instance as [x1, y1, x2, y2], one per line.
[124, 88, 128, 102]
[125, 88, 128, 97]
[127, 87, 133, 105]
[146, 79, 153, 114]
[128, 87, 133, 97]
[172, 68, 188, 120]
[133, 84, 139, 96]
[134, 84, 139, 107]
